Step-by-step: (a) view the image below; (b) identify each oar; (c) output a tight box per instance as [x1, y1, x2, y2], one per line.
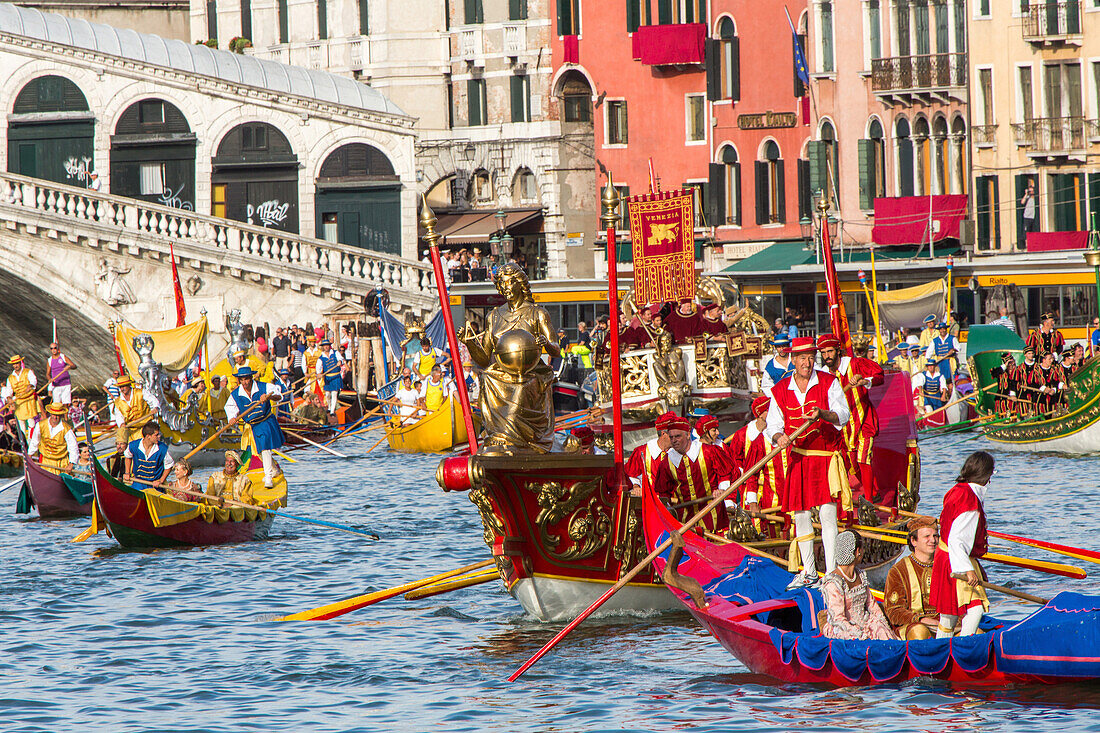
[165, 486, 378, 539]
[403, 568, 499, 600]
[281, 427, 348, 458]
[952, 572, 1049, 605]
[277, 558, 495, 621]
[366, 411, 422, 453]
[921, 383, 996, 421]
[316, 405, 384, 449]
[181, 401, 261, 462]
[273, 449, 297, 464]
[508, 418, 816, 682]
[0, 475, 25, 494]
[37, 363, 74, 395]
[877, 505, 1100, 567]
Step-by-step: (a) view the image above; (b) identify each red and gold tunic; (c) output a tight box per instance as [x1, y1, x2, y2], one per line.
[625, 439, 678, 497]
[834, 356, 884, 501]
[930, 481, 990, 617]
[1025, 327, 1065, 359]
[667, 440, 737, 534]
[728, 421, 786, 537]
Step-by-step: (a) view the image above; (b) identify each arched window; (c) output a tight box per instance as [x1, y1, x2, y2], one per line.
[512, 168, 538, 203]
[10, 76, 94, 186]
[859, 119, 886, 209]
[932, 116, 948, 195]
[471, 169, 493, 204]
[819, 1, 835, 73]
[913, 116, 930, 196]
[716, 17, 740, 101]
[719, 145, 740, 225]
[756, 141, 785, 225]
[558, 71, 592, 123]
[820, 119, 839, 203]
[896, 116, 914, 197]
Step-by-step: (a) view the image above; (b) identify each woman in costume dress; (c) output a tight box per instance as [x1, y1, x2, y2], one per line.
[821, 531, 898, 641]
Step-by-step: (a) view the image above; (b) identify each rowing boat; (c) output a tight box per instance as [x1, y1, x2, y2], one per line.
[16, 454, 92, 519]
[641, 482, 1100, 686]
[90, 454, 287, 548]
[387, 395, 479, 453]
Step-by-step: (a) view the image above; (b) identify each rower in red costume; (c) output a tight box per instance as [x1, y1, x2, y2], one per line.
[930, 450, 994, 638]
[665, 414, 736, 534]
[625, 411, 679, 497]
[817, 333, 884, 504]
[765, 337, 851, 589]
[700, 303, 728, 337]
[727, 395, 786, 537]
[663, 298, 704, 344]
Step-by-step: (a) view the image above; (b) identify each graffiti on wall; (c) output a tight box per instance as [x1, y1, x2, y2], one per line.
[247, 199, 289, 228]
[64, 156, 93, 184]
[158, 183, 194, 211]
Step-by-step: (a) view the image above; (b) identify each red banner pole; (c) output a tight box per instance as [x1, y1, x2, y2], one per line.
[818, 196, 852, 357]
[601, 181, 625, 467]
[421, 200, 478, 453]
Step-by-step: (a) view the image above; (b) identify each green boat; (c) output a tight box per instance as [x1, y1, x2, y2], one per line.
[968, 324, 1100, 453]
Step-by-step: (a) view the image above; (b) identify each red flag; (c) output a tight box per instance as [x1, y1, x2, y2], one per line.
[170, 243, 186, 327]
[800, 95, 810, 126]
[819, 214, 852, 356]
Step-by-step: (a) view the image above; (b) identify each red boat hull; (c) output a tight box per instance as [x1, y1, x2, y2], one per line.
[24, 456, 92, 519]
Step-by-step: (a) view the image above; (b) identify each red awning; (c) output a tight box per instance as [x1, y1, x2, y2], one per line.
[631, 23, 705, 65]
[1027, 231, 1089, 252]
[421, 208, 543, 248]
[871, 195, 968, 246]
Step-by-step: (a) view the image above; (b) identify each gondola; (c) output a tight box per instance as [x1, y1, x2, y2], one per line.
[641, 483, 1100, 686]
[88, 453, 287, 548]
[387, 395, 479, 453]
[16, 454, 92, 519]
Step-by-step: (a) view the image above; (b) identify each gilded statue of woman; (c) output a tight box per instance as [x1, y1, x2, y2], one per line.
[463, 264, 560, 453]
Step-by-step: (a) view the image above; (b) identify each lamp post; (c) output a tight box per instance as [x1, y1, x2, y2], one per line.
[492, 209, 508, 267]
[1085, 214, 1100, 325]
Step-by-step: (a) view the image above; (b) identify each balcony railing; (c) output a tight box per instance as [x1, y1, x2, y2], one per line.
[503, 23, 526, 55]
[871, 53, 966, 92]
[1022, 0, 1081, 40]
[1088, 119, 1100, 141]
[1011, 116, 1086, 153]
[972, 124, 998, 147]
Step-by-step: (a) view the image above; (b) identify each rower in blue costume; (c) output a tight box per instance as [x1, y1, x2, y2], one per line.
[914, 357, 949, 415]
[225, 365, 284, 488]
[760, 334, 795, 397]
[316, 338, 345, 415]
[274, 368, 294, 420]
[924, 321, 960, 383]
[124, 422, 174, 491]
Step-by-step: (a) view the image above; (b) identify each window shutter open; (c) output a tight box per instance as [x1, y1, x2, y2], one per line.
[706, 39, 721, 101]
[857, 138, 873, 210]
[657, 0, 671, 25]
[730, 37, 741, 101]
[776, 160, 786, 223]
[755, 161, 768, 225]
[708, 162, 725, 225]
[807, 140, 827, 198]
[733, 162, 742, 225]
[627, 0, 640, 32]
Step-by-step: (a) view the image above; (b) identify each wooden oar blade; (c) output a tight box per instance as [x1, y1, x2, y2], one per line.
[404, 569, 498, 600]
[982, 552, 1086, 580]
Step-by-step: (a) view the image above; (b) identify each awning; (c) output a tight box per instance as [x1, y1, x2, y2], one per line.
[871, 195, 968, 245]
[422, 208, 543, 247]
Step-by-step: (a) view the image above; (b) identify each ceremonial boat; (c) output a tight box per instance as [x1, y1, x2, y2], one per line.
[16, 455, 92, 519]
[388, 395, 480, 454]
[969, 325, 1100, 453]
[642, 485, 1100, 686]
[88, 455, 287, 548]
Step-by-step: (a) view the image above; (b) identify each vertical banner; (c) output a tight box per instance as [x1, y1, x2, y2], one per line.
[627, 189, 696, 306]
[819, 213, 852, 355]
[170, 243, 186, 327]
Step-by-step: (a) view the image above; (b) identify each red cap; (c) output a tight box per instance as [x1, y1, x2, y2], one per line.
[696, 414, 719, 434]
[751, 395, 770, 417]
[703, 303, 720, 313]
[665, 415, 690, 432]
[789, 337, 817, 355]
[655, 411, 679, 430]
[648, 304, 663, 317]
[570, 425, 595, 447]
[816, 333, 841, 350]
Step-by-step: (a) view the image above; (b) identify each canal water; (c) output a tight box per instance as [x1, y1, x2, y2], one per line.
[2, 433, 1099, 732]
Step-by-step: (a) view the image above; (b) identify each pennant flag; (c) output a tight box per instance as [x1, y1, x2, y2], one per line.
[170, 243, 186, 327]
[785, 7, 812, 125]
[820, 215, 853, 356]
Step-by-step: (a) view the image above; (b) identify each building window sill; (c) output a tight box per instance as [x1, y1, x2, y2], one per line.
[810, 72, 836, 80]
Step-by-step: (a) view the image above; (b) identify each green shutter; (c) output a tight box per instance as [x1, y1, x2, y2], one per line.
[317, 0, 327, 40]
[707, 162, 725, 225]
[358, 0, 369, 35]
[465, 0, 483, 24]
[509, 0, 527, 21]
[468, 79, 484, 126]
[857, 138, 873, 211]
[558, 0, 572, 34]
[807, 140, 827, 199]
[627, 0, 640, 32]
[776, 160, 786, 224]
[755, 161, 768, 225]
[729, 37, 740, 101]
[705, 39, 720, 100]
[510, 75, 528, 123]
[657, 0, 671, 25]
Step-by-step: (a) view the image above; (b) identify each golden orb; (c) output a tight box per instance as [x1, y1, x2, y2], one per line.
[494, 329, 541, 375]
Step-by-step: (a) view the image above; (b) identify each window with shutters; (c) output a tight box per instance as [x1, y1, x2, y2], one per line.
[468, 78, 487, 126]
[793, 32, 807, 97]
[684, 182, 707, 226]
[858, 119, 886, 210]
[719, 145, 739, 225]
[686, 95, 706, 143]
[511, 74, 531, 123]
[206, 0, 217, 41]
[615, 186, 630, 229]
[934, 0, 948, 54]
[656, 0, 707, 24]
[897, 0, 911, 56]
[627, 0, 652, 32]
[472, 170, 493, 204]
[797, 156, 812, 220]
[606, 100, 628, 145]
[241, 0, 252, 41]
[510, 0, 528, 21]
[318, 0, 328, 40]
[867, 0, 881, 63]
[819, 1, 834, 73]
[975, 175, 999, 250]
[465, 0, 484, 24]
[558, 0, 579, 35]
[896, 117, 914, 197]
[559, 71, 592, 122]
[358, 0, 369, 35]
[277, 0, 288, 43]
[513, 169, 537, 203]
[819, 119, 839, 204]
[953, 0, 965, 51]
[914, 1, 930, 55]
[978, 0, 990, 17]
[717, 17, 739, 100]
[1051, 173, 1085, 232]
[757, 141, 785, 225]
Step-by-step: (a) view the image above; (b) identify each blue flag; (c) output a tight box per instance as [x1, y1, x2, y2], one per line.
[785, 7, 810, 85]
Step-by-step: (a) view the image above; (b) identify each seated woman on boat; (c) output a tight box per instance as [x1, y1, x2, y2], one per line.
[884, 517, 941, 640]
[930, 451, 993, 638]
[821, 531, 899, 641]
[123, 422, 174, 491]
[205, 450, 254, 506]
[394, 373, 422, 422]
[74, 442, 93, 475]
[167, 460, 201, 502]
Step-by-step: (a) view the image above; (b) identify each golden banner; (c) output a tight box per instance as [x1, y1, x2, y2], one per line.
[627, 190, 696, 307]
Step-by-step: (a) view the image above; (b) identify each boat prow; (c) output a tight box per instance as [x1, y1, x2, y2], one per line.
[18, 455, 92, 519]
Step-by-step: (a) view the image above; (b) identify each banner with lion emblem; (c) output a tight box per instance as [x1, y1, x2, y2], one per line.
[626, 190, 695, 307]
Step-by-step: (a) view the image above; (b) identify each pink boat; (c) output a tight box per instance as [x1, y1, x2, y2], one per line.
[16, 454, 92, 519]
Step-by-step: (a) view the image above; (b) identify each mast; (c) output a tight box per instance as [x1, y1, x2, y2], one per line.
[818, 195, 852, 357]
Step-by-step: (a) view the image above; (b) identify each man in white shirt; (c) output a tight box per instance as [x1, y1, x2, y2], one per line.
[394, 373, 421, 420]
[988, 306, 1016, 333]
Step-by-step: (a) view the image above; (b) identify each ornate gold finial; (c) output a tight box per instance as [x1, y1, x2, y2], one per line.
[420, 194, 440, 248]
[816, 190, 830, 215]
[600, 175, 620, 229]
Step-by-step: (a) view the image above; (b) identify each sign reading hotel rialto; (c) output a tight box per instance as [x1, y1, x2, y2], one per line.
[737, 111, 798, 130]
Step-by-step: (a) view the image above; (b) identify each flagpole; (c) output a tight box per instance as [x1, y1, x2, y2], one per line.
[818, 195, 852, 356]
[601, 178, 625, 469]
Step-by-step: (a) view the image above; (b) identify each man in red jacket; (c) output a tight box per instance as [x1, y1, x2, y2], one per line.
[818, 333, 884, 503]
[766, 337, 851, 589]
[625, 411, 680, 497]
[666, 414, 738, 534]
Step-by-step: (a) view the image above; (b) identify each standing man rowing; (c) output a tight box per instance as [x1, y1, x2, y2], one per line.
[225, 366, 284, 489]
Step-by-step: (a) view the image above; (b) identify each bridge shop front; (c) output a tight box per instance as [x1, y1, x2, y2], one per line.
[315, 143, 402, 256]
[7, 75, 95, 188]
[109, 98, 197, 210]
[210, 122, 300, 234]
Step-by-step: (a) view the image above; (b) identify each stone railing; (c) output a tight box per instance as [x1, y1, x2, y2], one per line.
[504, 23, 526, 55]
[871, 53, 966, 92]
[972, 124, 998, 147]
[0, 171, 435, 307]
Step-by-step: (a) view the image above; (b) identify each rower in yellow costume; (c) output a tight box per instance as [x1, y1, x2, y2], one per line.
[302, 336, 322, 398]
[3, 355, 39, 434]
[28, 402, 79, 472]
[419, 364, 454, 413]
[207, 376, 230, 421]
[227, 349, 269, 390]
[113, 375, 152, 444]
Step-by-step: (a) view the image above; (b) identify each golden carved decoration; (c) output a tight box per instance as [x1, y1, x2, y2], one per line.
[612, 504, 644, 574]
[696, 345, 731, 389]
[620, 354, 653, 397]
[899, 449, 921, 513]
[726, 506, 764, 542]
[529, 477, 611, 561]
[468, 487, 506, 547]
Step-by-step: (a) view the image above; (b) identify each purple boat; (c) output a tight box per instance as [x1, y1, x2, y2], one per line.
[16, 454, 93, 519]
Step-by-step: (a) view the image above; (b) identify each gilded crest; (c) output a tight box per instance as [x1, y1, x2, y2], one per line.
[529, 477, 611, 561]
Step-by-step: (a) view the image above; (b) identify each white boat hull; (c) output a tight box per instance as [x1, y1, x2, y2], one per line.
[511, 575, 680, 622]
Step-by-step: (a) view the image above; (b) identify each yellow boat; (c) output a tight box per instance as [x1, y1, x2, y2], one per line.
[386, 395, 480, 453]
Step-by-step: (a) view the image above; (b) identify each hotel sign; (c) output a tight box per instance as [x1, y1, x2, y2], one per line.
[737, 111, 798, 130]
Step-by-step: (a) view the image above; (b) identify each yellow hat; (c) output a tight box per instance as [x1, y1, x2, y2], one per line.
[46, 402, 67, 416]
[7, 355, 22, 365]
[116, 375, 132, 387]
